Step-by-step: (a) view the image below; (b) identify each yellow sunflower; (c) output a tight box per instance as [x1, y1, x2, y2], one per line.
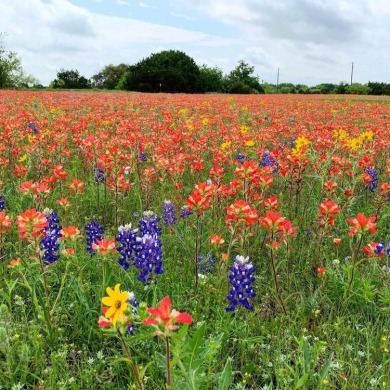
[101, 284, 129, 326]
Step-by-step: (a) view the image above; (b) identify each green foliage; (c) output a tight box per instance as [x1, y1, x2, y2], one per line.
[345, 83, 372, 95]
[198, 64, 224, 93]
[124, 50, 201, 93]
[51, 68, 91, 89]
[224, 60, 264, 94]
[0, 33, 38, 89]
[91, 63, 131, 90]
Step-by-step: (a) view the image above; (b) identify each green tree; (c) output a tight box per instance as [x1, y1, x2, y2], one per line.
[345, 83, 371, 95]
[225, 60, 264, 94]
[91, 63, 130, 89]
[51, 69, 91, 89]
[124, 50, 201, 93]
[198, 65, 224, 93]
[0, 33, 38, 89]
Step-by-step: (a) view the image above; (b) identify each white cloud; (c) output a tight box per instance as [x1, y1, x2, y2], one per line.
[139, 2, 158, 8]
[1, 0, 389, 86]
[0, 0, 236, 85]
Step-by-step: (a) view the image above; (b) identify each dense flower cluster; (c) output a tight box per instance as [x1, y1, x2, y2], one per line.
[134, 233, 164, 283]
[198, 254, 216, 274]
[364, 168, 379, 191]
[226, 255, 256, 312]
[116, 212, 164, 283]
[40, 210, 62, 265]
[85, 220, 104, 255]
[139, 211, 162, 236]
[162, 200, 177, 226]
[93, 165, 105, 184]
[27, 121, 39, 134]
[0, 194, 5, 211]
[180, 206, 193, 218]
[260, 150, 275, 168]
[116, 224, 139, 270]
[235, 153, 246, 164]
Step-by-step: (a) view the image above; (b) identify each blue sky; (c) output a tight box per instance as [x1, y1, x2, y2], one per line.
[1, 0, 389, 86]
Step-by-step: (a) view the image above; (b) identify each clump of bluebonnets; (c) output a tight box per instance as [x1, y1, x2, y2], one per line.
[226, 255, 256, 312]
[85, 220, 104, 256]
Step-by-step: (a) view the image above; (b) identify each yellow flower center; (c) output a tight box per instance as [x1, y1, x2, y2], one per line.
[115, 300, 122, 309]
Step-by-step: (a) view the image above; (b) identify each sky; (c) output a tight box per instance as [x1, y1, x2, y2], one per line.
[1, 0, 389, 86]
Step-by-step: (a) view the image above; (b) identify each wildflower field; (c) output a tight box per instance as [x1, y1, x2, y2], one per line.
[0, 90, 389, 389]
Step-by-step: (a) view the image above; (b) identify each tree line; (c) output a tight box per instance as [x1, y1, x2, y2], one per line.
[1, 33, 390, 95]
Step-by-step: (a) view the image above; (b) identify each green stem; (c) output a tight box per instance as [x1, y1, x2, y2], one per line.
[118, 330, 143, 390]
[270, 232, 287, 315]
[344, 235, 364, 302]
[50, 259, 70, 316]
[165, 336, 172, 389]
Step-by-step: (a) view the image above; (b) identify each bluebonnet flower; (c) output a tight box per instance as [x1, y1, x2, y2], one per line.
[116, 224, 138, 270]
[93, 165, 105, 184]
[226, 255, 256, 312]
[0, 194, 5, 211]
[127, 291, 140, 335]
[365, 168, 378, 192]
[260, 150, 275, 168]
[139, 152, 147, 162]
[289, 137, 296, 148]
[85, 220, 104, 256]
[235, 153, 246, 164]
[138, 211, 162, 236]
[40, 210, 62, 265]
[134, 233, 163, 283]
[198, 254, 216, 274]
[162, 200, 177, 226]
[27, 122, 39, 134]
[374, 242, 385, 256]
[180, 205, 193, 218]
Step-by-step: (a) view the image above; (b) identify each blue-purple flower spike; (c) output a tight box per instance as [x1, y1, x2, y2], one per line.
[40, 209, 62, 265]
[116, 224, 138, 270]
[134, 233, 163, 283]
[162, 200, 177, 226]
[85, 220, 104, 256]
[226, 255, 256, 312]
[138, 210, 162, 236]
[0, 194, 5, 211]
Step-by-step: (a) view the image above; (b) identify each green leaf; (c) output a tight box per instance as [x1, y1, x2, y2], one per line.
[218, 357, 233, 390]
[294, 373, 309, 389]
[318, 352, 334, 380]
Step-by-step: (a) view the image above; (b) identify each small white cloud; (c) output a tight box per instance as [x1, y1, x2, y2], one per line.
[171, 12, 196, 21]
[116, 0, 130, 5]
[139, 2, 158, 9]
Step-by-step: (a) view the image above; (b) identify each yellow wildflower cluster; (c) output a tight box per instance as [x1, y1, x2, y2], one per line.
[291, 136, 311, 158]
[221, 141, 232, 151]
[333, 129, 374, 151]
[240, 125, 248, 134]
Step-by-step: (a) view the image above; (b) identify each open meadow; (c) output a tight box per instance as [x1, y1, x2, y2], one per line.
[0, 90, 389, 389]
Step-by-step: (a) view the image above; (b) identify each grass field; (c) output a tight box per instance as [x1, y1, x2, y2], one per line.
[0, 90, 389, 389]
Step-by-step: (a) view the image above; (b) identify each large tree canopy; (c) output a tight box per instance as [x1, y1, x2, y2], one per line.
[91, 63, 130, 90]
[123, 50, 201, 93]
[51, 68, 91, 89]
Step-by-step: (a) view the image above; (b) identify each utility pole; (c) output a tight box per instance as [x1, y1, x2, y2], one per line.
[276, 68, 279, 92]
[350, 62, 354, 85]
